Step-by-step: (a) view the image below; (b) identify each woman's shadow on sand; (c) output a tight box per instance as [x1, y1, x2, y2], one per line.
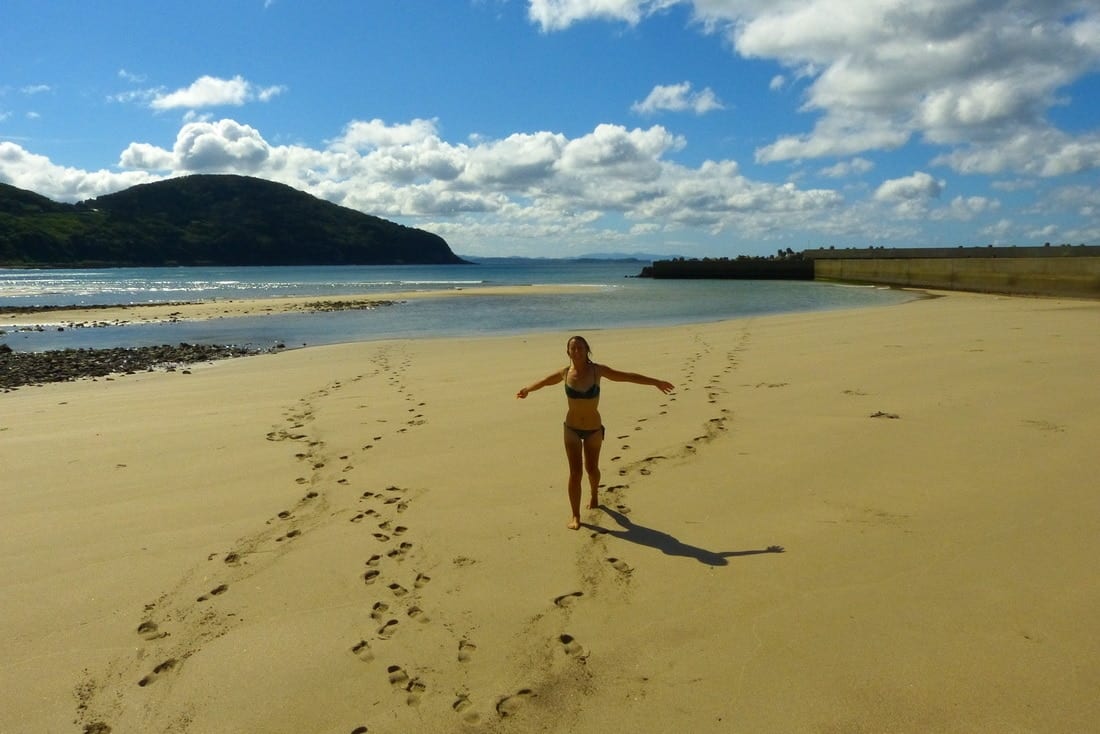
[584, 506, 784, 567]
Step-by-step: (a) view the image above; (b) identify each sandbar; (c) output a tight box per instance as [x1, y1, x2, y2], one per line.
[0, 284, 599, 327]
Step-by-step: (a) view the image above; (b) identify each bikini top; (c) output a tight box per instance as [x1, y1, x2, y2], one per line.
[564, 365, 600, 399]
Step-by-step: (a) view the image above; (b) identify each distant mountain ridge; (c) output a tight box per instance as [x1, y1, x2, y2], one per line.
[0, 174, 467, 267]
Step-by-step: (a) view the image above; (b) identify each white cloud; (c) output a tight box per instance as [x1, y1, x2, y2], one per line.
[819, 157, 873, 178]
[936, 195, 1000, 222]
[874, 171, 944, 202]
[332, 118, 441, 151]
[529, 1, 1100, 177]
[119, 119, 273, 173]
[1042, 185, 1100, 218]
[757, 113, 909, 162]
[631, 82, 725, 115]
[21, 85, 51, 95]
[0, 141, 156, 200]
[933, 128, 1100, 177]
[15, 115, 842, 247]
[982, 218, 1015, 242]
[527, 0, 676, 31]
[150, 75, 286, 111]
[464, 131, 566, 186]
[118, 69, 146, 84]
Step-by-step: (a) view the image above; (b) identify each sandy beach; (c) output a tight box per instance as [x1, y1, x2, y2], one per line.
[2, 290, 1099, 733]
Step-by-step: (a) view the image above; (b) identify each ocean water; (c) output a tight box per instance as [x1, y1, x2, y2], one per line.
[0, 259, 915, 351]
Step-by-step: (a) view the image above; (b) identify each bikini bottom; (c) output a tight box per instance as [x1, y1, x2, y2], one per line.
[565, 423, 605, 441]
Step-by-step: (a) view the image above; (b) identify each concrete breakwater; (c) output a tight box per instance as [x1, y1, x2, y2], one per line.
[806, 246, 1100, 298]
[642, 246, 1100, 298]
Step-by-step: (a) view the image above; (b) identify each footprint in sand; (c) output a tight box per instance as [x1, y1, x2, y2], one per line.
[559, 633, 589, 660]
[136, 620, 166, 640]
[377, 619, 400, 639]
[496, 689, 536, 718]
[137, 658, 177, 687]
[453, 694, 482, 724]
[196, 584, 228, 602]
[407, 606, 430, 623]
[363, 569, 381, 584]
[385, 665, 425, 705]
[387, 542, 413, 560]
[414, 572, 431, 588]
[553, 591, 583, 608]
[365, 554, 382, 567]
[373, 533, 391, 542]
[458, 639, 477, 662]
[351, 640, 374, 662]
[607, 557, 633, 575]
[387, 665, 409, 687]
[370, 601, 389, 621]
[405, 678, 426, 706]
[388, 583, 408, 597]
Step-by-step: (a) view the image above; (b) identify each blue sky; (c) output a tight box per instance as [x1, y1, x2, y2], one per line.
[2, 0, 1099, 258]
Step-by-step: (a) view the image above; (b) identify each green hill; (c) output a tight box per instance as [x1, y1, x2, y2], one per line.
[0, 174, 467, 267]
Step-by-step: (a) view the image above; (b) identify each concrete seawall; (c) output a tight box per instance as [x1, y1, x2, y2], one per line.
[806, 247, 1100, 299]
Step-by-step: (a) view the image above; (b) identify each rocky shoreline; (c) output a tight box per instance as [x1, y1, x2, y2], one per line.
[0, 342, 267, 391]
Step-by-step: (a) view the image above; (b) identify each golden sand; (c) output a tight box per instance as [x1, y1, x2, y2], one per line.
[2, 291, 1098, 733]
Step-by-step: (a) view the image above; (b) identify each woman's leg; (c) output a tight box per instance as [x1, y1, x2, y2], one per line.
[582, 429, 603, 509]
[563, 426, 584, 529]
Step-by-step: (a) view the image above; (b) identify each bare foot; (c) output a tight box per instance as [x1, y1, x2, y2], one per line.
[567, 516, 581, 530]
[587, 492, 599, 510]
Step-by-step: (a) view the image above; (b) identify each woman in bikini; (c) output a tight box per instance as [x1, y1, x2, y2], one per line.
[516, 335, 674, 530]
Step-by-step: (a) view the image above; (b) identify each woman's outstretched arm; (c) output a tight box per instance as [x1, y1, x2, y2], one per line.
[599, 365, 674, 394]
[516, 369, 564, 399]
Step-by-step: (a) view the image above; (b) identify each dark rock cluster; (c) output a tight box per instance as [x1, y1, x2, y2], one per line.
[0, 342, 264, 390]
